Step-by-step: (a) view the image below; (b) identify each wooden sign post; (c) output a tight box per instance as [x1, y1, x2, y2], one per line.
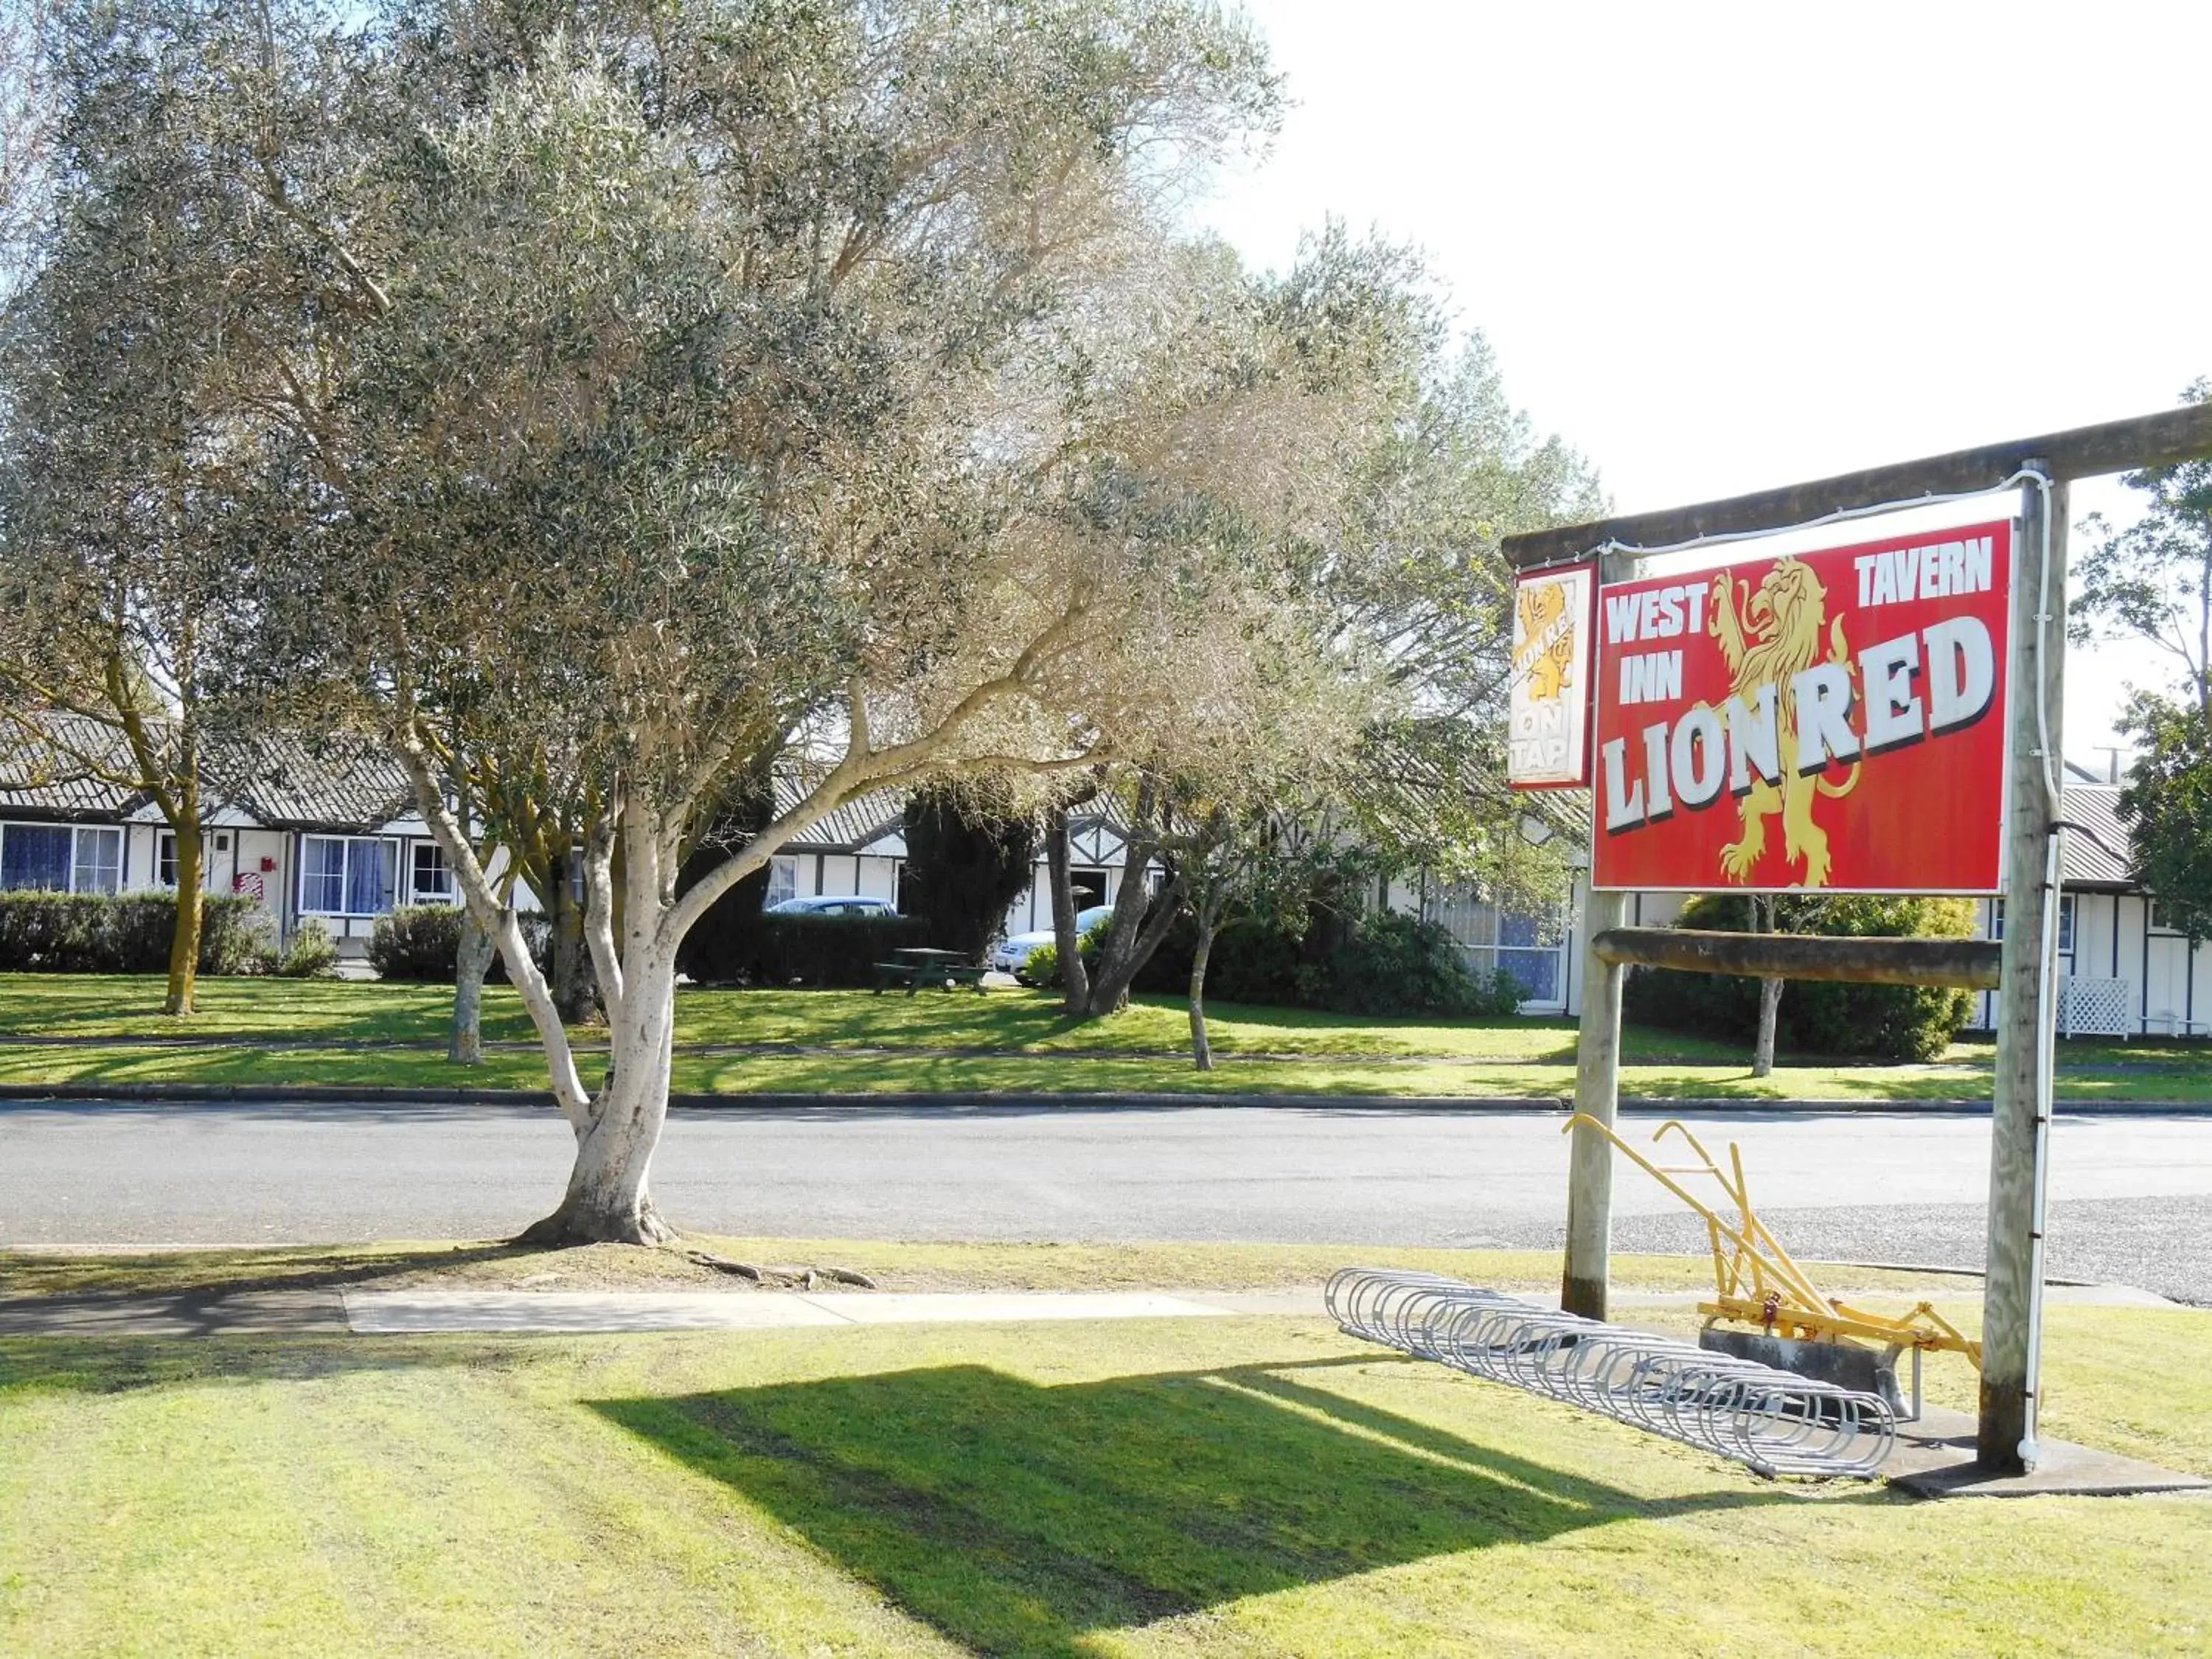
[1981, 467, 2067, 1471]
[1505, 403, 2212, 1474]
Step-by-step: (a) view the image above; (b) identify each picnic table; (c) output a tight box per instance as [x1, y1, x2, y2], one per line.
[872, 946, 988, 995]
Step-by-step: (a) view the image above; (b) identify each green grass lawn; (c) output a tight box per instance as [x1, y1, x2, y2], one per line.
[1, 1270, 2206, 1657]
[5, 973, 2211, 1102]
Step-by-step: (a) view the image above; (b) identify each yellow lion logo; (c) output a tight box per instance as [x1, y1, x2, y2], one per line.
[1515, 582, 1575, 701]
[1708, 557, 1860, 887]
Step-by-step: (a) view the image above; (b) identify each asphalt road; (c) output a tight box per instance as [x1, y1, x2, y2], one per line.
[5, 1099, 2211, 1301]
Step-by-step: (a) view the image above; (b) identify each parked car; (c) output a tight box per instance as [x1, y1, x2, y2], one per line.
[990, 904, 1114, 983]
[766, 894, 900, 917]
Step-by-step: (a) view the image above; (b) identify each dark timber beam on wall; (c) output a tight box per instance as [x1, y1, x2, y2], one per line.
[1501, 403, 2212, 569]
[1590, 926, 2002, 991]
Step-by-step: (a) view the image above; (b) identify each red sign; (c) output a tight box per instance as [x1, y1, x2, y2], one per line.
[1508, 563, 1596, 788]
[1590, 520, 2014, 894]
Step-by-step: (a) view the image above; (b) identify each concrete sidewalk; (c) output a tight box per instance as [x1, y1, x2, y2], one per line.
[0, 1278, 2185, 1340]
[341, 1287, 1264, 1333]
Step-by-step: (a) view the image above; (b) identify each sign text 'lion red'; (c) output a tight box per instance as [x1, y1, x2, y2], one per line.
[1591, 521, 2014, 894]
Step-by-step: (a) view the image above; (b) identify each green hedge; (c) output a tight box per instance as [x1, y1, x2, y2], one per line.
[1622, 893, 1978, 1062]
[0, 891, 269, 974]
[1131, 908, 1523, 1018]
[683, 912, 933, 988]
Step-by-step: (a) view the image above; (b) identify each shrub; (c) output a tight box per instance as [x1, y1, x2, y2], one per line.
[902, 787, 1038, 962]
[369, 905, 463, 980]
[0, 891, 268, 974]
[277, 917, 341, 979]
[365, 904, 552, 983]
[1021, 915, 1113, 989]
[1125, 906, 1518, 1018]
[1623, 893, 1976, 1062]
[1315, 911, 1520, 1018]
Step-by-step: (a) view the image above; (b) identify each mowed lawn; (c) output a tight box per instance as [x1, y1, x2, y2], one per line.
[1, 1284, 2208, 1657]
[4, 973, 2212, 1101]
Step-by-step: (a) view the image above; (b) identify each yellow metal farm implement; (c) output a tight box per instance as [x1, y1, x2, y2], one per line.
[1563, 1114, 1981, 1402]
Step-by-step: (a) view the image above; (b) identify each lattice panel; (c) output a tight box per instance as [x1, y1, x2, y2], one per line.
[2059, 975, 2133, 1037]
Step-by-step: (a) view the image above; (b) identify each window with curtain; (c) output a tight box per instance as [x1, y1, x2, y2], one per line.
[301, 836, 397, 916]
[1, 824, 74, 891]
[766, 855, 798, 908]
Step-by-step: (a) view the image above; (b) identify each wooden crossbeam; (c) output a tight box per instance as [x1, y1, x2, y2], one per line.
[1502, 402, 2212, 569]
[1590, 926, 2001, 990]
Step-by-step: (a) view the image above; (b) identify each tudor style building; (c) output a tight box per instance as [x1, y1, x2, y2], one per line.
[4, 711, 2201, 1030]
[0, 718, 455, 961]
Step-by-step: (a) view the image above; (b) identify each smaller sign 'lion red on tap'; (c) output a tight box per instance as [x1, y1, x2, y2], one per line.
[1592, 520, 2014, 894]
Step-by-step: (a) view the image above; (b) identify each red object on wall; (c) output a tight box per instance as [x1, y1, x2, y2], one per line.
[1590, 519, 2014, 894]
[260, 857, 276, 872]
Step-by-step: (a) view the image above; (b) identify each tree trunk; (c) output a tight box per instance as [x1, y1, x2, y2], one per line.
[1752, 975, 1784, 1078]
[1189, 919, 1215, 1071]
[162, 824, 204, 1017]
[1046, 807, 1091, 1016]
[1750, 896, 1781, 1078]
[518, 951, 679, 1246]
[449, 905, 495, 1065]
[549, 851, 600, 1023]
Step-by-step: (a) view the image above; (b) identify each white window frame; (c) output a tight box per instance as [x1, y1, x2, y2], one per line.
[765, 855, 799, 909]
[1990, 894, 2075, 957]
[408, 841, 456, 906]
[0, 821, 122, 894]
[298, 834, 398, 918]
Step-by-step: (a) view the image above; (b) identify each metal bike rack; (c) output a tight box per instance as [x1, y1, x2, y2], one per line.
[1326, 1267, 1897, 1479]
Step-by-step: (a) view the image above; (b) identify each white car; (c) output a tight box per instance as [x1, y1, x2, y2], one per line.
[990, 905, 1113, 982]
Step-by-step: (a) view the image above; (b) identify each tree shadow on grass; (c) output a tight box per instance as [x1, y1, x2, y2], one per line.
[0, 1241, 532, 1303]
[0, 1332, 551, 1398]
[593, 1354, 1835, 1658]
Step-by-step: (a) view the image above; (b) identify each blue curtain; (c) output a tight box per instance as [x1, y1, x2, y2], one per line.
[344, 840, 395, 916]
[1, 825, 73, 891]
[1498, 911, 1561, 1003]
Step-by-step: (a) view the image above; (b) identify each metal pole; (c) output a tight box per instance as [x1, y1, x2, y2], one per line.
[1561, 547, 1637, 1322]
[1979, 469, 2067, 1472]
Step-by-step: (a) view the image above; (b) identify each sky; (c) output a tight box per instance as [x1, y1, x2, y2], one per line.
[1188, 0, 2212, 764]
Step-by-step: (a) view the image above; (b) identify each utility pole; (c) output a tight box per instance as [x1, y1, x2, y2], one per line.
[1980, 467, 2067, 1472]
[1560, 548, 1635, 1321]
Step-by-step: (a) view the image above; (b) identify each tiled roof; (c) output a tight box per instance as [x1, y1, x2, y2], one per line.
[209, 730, 414, 831]
[768, 773, 1133, 852]
[1, 711, 415, 832]
[0, 714, 146, 818]
[771, 776, 911, 851]
[2057, 784, 2134, 888]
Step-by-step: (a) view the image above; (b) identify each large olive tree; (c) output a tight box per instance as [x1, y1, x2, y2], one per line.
[248, 0, 1418, 1246]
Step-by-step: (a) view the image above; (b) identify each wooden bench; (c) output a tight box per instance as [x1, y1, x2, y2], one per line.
[871, 962, 989, 996]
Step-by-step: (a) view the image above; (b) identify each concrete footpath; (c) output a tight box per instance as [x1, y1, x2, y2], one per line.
[1, 1279, 2179, 1340]
[4, 1081, 2210, 1115]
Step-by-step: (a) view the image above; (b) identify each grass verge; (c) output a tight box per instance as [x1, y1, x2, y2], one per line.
[1, 1294, 2206, 1656]
[4, 974, 2211, 1102]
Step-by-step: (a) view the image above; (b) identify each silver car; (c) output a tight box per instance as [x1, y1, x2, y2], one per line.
[765, 894, 900, 917]
[990, 905, 1114, 982]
